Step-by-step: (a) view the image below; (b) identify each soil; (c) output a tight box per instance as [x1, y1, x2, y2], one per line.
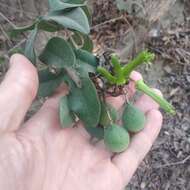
[0, 0, 190, 189]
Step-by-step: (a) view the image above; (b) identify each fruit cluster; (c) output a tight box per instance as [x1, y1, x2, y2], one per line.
[87, 102, 146, 153]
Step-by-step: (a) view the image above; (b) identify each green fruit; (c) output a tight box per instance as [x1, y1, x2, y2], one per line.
[122, 103, 146, 133]
[75, 49, 98, 67]
[100, 103, 118, 127]
[104, 124, 130, 153]
[85, 126, 104, 140]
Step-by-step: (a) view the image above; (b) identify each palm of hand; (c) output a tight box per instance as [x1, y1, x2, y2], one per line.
[0, 55, 162, 190]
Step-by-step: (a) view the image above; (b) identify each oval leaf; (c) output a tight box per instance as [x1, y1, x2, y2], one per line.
[64, 0, 92, 23]
[77, 60, 96, 76]
[38, 20, 61, 32]
[85, 126, 104, 140]
[81, 34, 93, 52]
[39, 37, 76, 68]
[38, 68, 63, 97]
[68, 77, 101, 128]
[24, 26, 38, 64]
[43, 7, 90, 34]
[11, 20, 61, 35]
[48, 0, 85, 11]
[59, 96, 75, 128]
[75, 49, 98, 67]
[69, 32, 93, 52]
[63, 0, 85, 3]
[10, 22, 36, 38]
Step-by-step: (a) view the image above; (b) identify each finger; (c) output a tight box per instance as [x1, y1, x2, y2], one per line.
[130, 70, 143, 81]
[135, 88, 163, 113]
[0, 54, 38, 133]
[112, 109, 163, 185]
[23, 83, 69, 135]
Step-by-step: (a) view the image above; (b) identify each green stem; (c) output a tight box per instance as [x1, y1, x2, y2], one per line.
[136, 80, 175, 115]
[122, 51, 155, 78]
[97, 67, 117, 84]
[111, 54, 122, 75]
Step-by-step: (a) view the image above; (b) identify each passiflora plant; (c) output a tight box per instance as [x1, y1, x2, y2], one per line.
[12, 0, 175, 153]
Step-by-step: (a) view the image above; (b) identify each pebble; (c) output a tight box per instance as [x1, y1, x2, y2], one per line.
[140, 182, 146, 189]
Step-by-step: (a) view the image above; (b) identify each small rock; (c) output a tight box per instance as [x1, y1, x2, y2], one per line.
[140, 182, 146, 189]
[169, 87, 180, 97]
[164, 131, 170, 136]
[164, 65, 172, 73]
[186, 75, 190, 83]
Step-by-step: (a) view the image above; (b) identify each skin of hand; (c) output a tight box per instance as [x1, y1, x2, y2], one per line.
[0, 54, 163, 190]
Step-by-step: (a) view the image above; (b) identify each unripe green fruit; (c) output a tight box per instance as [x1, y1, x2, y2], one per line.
[75, 49, 98, 67]
[104, 124, 130, 153]
[122, 103, 146, 133]
[100, 103, 118, 127]
[85, 126, 104, 140]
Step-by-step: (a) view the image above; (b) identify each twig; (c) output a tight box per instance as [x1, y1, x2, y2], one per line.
[155, 155, 190, 169]
[17, 0, 24, 17]
[122, 17, 138, 58]
[91, 15, 125, 30]
[0, 12, 16, 28]
[7, 39, 26, 54]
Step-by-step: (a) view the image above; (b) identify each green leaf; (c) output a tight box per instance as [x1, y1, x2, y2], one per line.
[69, 32, 93, 52]
[75, 49, 98, 67]
[43, 7, 90, 34]
[39, 37, 76, 68]
[85, 126, 104, 140]
[59, 96, 76, 128]
[0, 56, 5, 65]
[11, 19, 61, 36]
[76, 59, 96, 77]
[38, 68, 63, 97]
[48, 0, 85, 11]
[63, 0, 92, 23]
[63, 0, 85, 3]
[100, 102, 118, 127]
[24, 26, 38, 64]
[9, 48, 24, 56]
[10, 23, 36, 38]
[38, 20, 61, 32]
[82, 6, 92, 25]
[64, 67, 82, 88]
[68, 77, 101, 128]
[81, 34, 93, 52]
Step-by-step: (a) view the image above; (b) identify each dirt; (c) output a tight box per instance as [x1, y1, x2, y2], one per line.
[0, 0, 190, 189]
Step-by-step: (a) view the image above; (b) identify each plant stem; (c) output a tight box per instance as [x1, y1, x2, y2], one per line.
[97, 67, 117, 84]
[122, 51, 155, 78]
[136, 79, 175, 115]
[111, 54, 122, 75]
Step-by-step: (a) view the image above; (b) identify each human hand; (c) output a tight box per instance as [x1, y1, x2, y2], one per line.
[0, 54, 162, 190]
